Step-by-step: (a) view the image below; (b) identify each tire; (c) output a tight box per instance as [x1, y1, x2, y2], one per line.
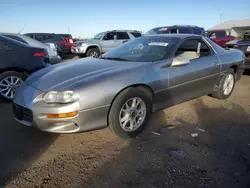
[86, 48, 100, 57]
[0, 71, 26, 101]
[108, 87, 152, 139]
[211, 68, 235, 100]
[77, 54, 85, 58]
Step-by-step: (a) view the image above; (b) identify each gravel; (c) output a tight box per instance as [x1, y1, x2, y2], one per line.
[1, 73, 250, 188]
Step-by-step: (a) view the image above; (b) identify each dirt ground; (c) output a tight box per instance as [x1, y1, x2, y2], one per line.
[0, 73, 250, 188]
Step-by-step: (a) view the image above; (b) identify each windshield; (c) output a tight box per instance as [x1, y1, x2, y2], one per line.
[93, 32, 106, 40]
[102, 37, 178, 62]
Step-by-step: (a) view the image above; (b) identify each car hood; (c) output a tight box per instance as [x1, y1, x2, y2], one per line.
[73, 39, 100, 46]
[26, 57, 139, 91]
[225, 39, 240, 45]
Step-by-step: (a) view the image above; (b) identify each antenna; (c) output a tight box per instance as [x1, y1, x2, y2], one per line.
[18, 24, 27, 34]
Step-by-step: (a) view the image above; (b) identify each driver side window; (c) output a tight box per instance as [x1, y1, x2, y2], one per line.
[175, 39, 211, 60]
[103, 32, 116, 40]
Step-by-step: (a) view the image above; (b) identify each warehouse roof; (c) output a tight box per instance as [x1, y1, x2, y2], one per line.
[208, 19, 250, 30]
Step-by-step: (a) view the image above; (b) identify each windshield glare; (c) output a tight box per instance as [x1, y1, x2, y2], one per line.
[93, 32, 106, 40]
[102, 37, 177, 62]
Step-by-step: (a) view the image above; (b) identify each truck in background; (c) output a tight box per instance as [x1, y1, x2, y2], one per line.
[206, 29, 237, 47]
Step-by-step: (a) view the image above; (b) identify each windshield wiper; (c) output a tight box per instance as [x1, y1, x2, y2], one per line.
[99, 56, 131, 61]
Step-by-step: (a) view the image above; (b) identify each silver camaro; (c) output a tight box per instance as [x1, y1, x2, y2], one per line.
[13, 34, 245, 139]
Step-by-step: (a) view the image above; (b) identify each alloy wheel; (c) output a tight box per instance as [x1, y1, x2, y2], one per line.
[0, 76, 23, 99]
[119, 97, 147, 132]
[223, 74, 234, 95]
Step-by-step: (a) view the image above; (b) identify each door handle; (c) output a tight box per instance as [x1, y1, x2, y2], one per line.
[213, 62, 219, 66]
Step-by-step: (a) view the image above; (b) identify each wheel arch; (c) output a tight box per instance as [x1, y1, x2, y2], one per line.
[229, 64, 238, 80]
[230, 64, 238, 74]
[107, 84, 154, 126]
[0, 67, 29, 76]
[86, 45, 101, 53]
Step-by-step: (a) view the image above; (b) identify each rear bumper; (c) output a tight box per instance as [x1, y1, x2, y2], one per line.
[49, 55, 61, 64]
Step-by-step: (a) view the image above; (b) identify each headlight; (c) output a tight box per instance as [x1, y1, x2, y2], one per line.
[43, 91, 80, 104]
[81, 43, 87, 47]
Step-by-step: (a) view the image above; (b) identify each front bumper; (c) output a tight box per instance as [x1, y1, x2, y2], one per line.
[71, 46, 87, 54]
[13, 83, 110, 133]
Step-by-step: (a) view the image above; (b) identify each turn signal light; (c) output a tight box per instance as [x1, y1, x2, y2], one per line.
[46, 111, 78, 119]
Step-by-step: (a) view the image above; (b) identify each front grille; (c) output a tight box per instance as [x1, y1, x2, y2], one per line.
[13, 104, 33, 123]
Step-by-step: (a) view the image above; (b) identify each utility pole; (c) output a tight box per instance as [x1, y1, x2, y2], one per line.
[220, 13, 223, 23]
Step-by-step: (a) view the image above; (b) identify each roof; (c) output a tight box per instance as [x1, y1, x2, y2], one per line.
[144, 33, 202, 39]
[150, 25, 203, 30]
[208, 19, 250, 30]
[0, 32, 21, 36]
[110, 30, 141, 33]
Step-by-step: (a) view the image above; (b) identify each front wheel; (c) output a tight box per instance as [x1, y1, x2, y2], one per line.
[108, 87, 152, 139]
[0, 71, 25, 101]
[86, 48, 100, 57]
[211, 68, 235, 100]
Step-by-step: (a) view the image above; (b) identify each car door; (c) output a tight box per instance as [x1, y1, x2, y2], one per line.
[168, 37, 221, 105]
[101, 32, 118, 52]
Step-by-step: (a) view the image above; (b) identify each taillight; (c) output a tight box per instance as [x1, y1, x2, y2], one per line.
[243, 53, 246, 61]
[33, 51, 48, 57]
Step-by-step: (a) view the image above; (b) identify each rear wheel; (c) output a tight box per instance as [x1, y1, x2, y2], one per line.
[108, 87, 152, 139]
[0, 71, 25, 101]
[211, 68, 235, 100]
[86, 48, 100, 57]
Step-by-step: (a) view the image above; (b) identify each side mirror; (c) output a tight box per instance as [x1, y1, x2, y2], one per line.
[113, 35, 117, 40]
[171, 57, 190, 67]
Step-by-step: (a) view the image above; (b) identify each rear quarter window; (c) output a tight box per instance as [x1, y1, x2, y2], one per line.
[178, 27, 192, 34]
[204, 37, 225, 53]
[4, 35, 28, 44]
[35, 35, 46, 41]
[0, 37, 25, 50]
[131, 32, 142, 38]
[193, 28, 204, 35]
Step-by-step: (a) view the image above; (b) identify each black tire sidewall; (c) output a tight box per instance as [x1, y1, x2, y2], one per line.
[0, 71, 26, 100]
[109, 88, 152, 139]
[86, 48, 100, 57]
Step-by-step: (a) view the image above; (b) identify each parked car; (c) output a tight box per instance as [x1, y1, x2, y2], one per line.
[57, 34, 74, 52]
[206, 29, 237, 47]
[145, 25, 205, 36]
[234, 31, 250, 69]
[1, 33, 61, 64]
[71, 30, 142, 57]
[0, 35, 50, 100]
[24, 33, 69, 55]
[13, 34, 245, 139]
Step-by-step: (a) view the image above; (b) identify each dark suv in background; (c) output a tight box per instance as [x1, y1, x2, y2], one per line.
[24, 33, 72, 55]
[145, 25, 205, 36]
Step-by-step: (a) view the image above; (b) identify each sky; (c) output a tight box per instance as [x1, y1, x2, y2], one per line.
[0, 0, 249, 38]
